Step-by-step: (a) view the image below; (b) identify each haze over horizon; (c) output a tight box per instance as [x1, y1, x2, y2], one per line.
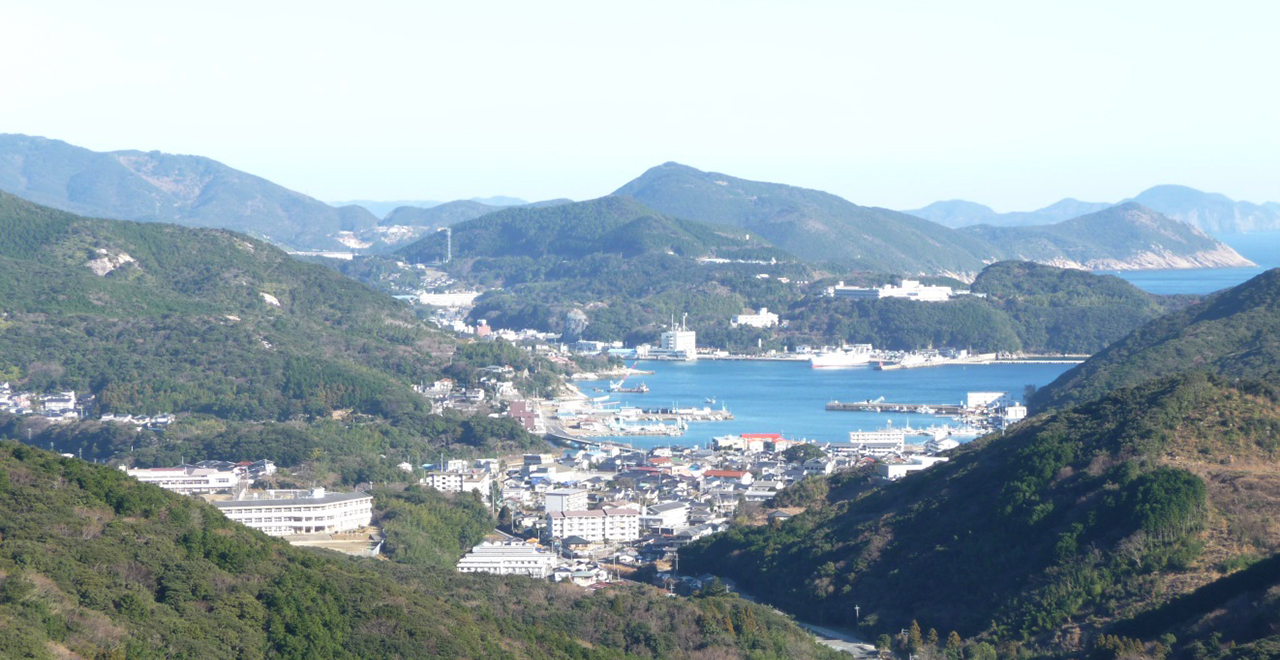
[3, 0, 1278, 212]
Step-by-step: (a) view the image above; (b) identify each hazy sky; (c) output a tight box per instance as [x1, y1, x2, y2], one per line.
[3, 1, 1278, 211]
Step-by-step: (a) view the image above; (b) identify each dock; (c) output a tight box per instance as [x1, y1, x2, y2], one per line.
[825, 400, 966, 415]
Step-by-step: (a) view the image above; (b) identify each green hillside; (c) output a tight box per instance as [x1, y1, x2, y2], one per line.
[962, 203, 1252, 270]
[614, 162, 996, 274]
[681, 372, 1280, 658]
[1030, 268, 1280, 411]
[782, 262, 1186, 354]
[0, 134, 378, 250]
[0, 442, 840, 660]
[0, 192, 556, 481]
[392, 196, 804, 344]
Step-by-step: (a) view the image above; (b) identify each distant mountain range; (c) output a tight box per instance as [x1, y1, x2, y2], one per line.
[615, 162, 997, 276]
[0, 134, 379, 250]
[961, 203, 1253, 270]
[0, 134, 1257, 274]
[332, 196, 528, 218]
[906, 184, 1280, 233]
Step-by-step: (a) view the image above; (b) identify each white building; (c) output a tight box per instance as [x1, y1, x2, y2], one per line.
[1003, 404, 1028, 423]
[544, 488, 589, 513]
[876, 456, 950, 481]
[924, 437, 961, 454]
[654, 316, 697, 360]
[43, 391, 77, 412]
[840, 429, 906, 456]
[546, 508, 640, 543]
[422, 471, 492, 501]
[456, 542, 558, 579]
[827, 279, 955, 302]
[214, 488, 373, 536]
[642, 502, 690, 530]
[124, 465, 241, 495]
[732, 307, 779, 328]
[966, 391, 1007, 409]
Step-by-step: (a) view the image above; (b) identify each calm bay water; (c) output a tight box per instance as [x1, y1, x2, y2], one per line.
[584, 359, 1075, 449]
[1107, 231, 1280, 295]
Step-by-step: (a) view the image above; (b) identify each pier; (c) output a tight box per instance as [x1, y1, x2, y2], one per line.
[825, 400, 967, 415]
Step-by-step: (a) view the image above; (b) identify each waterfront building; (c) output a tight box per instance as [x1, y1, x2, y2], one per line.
[966, 391, 1008, 408]
[830, 429, 907, 457]
[456, 542, 557, 578]
[653, 315, 697, 360]
[213, 488, 373, 536]
[731, 307, 779, 328]
[924, 437, 961, 454]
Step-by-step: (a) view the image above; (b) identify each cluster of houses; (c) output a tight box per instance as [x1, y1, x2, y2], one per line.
[1, 382, 177, 429]
[455, 429, 959, 581]
[0, 383, 84, 422]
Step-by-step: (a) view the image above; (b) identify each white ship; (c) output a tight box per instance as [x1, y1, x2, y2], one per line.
[809, 344, 874, 368]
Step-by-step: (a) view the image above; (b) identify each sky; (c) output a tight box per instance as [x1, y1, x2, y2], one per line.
[2, 0, 1278, 211]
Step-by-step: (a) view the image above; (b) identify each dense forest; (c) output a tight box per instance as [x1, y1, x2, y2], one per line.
[0, 442, 842, 659]
[1031, 267, 1280, 411]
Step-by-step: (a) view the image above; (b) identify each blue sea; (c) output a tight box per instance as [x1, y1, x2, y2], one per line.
[582, 233, 1280, 450]
[583, 360, 1075, 449]
[1105, 231, 1280, 295]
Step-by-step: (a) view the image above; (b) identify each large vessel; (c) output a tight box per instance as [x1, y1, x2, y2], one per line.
[809, 344, 874, 368]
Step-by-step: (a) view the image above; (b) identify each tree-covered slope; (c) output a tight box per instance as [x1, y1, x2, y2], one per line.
[0, 191, 449, 420]
[681, 373, 1280, 658]
[1030, 268, 1280, 412]
[0, 442, 841, 660]
[614, 162, 996, 274]
[962, 203, 1252, 270]
[0, 133, 377, 250]
[782, 262, 1187, 355]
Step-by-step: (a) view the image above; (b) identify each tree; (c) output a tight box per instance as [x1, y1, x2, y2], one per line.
[782, 443, 827, 463]
[698, 577, 731, 598]
[908, 620, 924, 653]
[927, 628, 939, 649]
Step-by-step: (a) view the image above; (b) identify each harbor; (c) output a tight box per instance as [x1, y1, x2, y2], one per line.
[552, 358, 1076, 450]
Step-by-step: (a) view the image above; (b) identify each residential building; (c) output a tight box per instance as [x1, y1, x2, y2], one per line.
[546, 508, 640, 543]
[545, 488, 589, 513]
[876, 456, 950, 481]
[422, 471, 492, 501]
[839, 429, 906, 456]
[213, 488, 373, 536]
[642, 501, 690, 530]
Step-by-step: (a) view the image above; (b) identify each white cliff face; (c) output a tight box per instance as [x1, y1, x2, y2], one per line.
[260, 292, 282, 307]
[85, 249, 137, 276]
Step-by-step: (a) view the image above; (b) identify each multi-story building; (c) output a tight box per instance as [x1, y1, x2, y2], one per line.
[837, 429, 906, 457]
[544, 488, 588, 513]
[546, 508, 640, 543]
[422, 471, 492, 501]
[213, 488, 373, 536]
[456, 542, 557, 578]
[124, 465, 241, 495]
[731, 307, 779, 328]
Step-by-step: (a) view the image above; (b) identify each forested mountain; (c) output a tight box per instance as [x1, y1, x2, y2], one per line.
[0, 193, 557, 481]
[961, 203, 1252, 270]
[0, 442, 840, 660]
[1030, 267, 1280, 411]
[382, 199, 507, 227]
[904, 198, 1111, 228]
[783, 262, 1188, 355]
[614, 162, 997, 275]
[0, 134, 376, 250]
[393, 196, 803, 344]
[683, 372, 1280, 658]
